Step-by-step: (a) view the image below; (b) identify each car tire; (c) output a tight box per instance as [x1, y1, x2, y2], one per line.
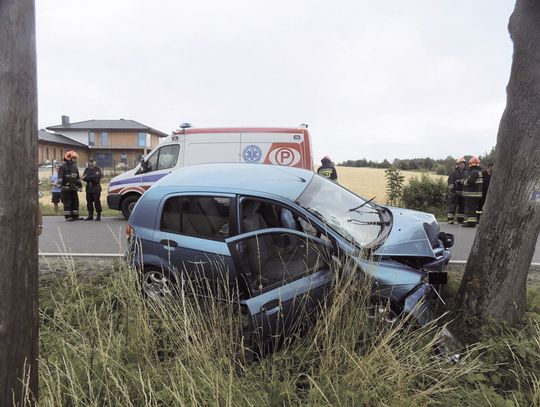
[121, 195, 140, 219]
[141, 268, 176, 300]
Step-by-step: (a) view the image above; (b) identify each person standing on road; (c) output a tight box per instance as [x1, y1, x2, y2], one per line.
[50, 164, 62, 214]
[446, 157, 468, 224]
[58, 151, 83, 221]
[462, 156, 483, 228]
[317, 156, 338, 181]
[477, 163, 494, 222]
[82, 157, 103, 221]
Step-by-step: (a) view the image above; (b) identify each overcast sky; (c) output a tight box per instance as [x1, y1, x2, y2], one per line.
[36, 0, 514, 162]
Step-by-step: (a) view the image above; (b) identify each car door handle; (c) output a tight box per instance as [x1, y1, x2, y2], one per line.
[260, 299, 281, 313]
[160, 239, 178, 247]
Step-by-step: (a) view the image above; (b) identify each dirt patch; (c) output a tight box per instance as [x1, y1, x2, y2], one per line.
[39, 257, 126, 280]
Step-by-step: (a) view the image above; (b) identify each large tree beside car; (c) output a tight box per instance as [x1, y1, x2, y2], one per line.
[456, 0, 540, 328]
[0, 0, 39, 404]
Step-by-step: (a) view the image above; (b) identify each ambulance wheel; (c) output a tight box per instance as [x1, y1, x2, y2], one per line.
[121, 195, 140, 219]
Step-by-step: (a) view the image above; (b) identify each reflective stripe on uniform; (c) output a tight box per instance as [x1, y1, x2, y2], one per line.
[318, 169, 333, 178]
[462, 192, 482, 197]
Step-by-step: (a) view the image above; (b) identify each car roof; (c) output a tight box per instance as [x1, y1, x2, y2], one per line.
[151, 163, 315, 201]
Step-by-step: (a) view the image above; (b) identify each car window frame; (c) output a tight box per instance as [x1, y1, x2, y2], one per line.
[225, 228, 335, 296]
[158, 193, 236, 242]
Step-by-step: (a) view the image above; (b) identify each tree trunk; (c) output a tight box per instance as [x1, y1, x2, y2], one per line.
[0, 1, 39, 405]
[456, 0, 540, 326]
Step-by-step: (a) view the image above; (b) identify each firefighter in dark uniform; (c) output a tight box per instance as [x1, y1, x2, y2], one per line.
[82, 157, 103, 221]
[462, 156, 483, 227]
[58, 151, 83, 221]
[317, 156, 338, 181]
[446, 157, 468, 224]
[477, 163, 494, 222]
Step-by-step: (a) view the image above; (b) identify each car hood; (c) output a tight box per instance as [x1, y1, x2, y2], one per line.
[373, 207, 440, 258]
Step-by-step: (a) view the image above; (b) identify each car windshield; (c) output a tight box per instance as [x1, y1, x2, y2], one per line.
[296, 175, 383, 247]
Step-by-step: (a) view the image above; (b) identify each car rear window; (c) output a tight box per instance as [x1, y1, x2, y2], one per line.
[161, 196, 231, 239]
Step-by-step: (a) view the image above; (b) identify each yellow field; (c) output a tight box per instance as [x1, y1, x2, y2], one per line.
[334, 166, 445, 205]
[38, 166, 445, 213]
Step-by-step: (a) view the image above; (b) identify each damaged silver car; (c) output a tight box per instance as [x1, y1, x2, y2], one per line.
[127, 163, 457, 353]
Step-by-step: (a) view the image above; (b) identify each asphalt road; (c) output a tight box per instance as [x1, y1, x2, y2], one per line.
[39, 216, 540, 263]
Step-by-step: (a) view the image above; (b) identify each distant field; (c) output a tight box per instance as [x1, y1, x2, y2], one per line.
[334, 166, 445, 205]
[38, 166, 445, 214]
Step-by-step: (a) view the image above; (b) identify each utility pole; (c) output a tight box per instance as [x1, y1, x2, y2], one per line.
[0, 1, 39, 404]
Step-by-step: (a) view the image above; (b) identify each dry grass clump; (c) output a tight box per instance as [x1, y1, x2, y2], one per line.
[35, 256, 489, 406]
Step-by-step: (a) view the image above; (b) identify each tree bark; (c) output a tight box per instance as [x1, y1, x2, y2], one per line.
[0, 1, 39, 405]
[456, 0, 540, 326]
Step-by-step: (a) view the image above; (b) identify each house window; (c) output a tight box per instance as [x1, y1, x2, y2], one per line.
[53, 148, 56, 161]
[46, 147, 49, 159]
[88, 132, 95, 146]
[137, 132, 146, 147]
[60, 149, 63, 160]
[101, 132, 109, 146]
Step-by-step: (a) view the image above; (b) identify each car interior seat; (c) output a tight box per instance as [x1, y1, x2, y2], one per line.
[242, 200, 314, 289]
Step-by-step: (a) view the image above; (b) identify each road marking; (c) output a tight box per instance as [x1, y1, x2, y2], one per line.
[40, 253, 124, 257]
[37, 253, 540, 267]
[449, 260, 540, 267]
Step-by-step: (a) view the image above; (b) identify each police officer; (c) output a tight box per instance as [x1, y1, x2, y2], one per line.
[82, 157, 103, 221]
[317, 155, 338, 181]
[446, 157, 467, 224]
[58, 151, 83, 221]
[462, 156, 483, 228]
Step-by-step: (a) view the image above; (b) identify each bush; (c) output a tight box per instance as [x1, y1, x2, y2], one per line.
[385, 166, 405, 206]
[402, 173, 447, 217]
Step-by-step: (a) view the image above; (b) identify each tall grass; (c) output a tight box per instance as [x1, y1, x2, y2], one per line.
[37, 257, 540, 406]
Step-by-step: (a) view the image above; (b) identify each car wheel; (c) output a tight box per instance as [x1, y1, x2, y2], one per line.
[121, 195, 139, 219]
[142, 269, 175, 300]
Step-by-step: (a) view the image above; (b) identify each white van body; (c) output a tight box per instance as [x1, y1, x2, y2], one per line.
[107, 127, 314, 218]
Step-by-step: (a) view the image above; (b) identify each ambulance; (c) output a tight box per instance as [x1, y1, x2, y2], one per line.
[107, 125, 314, 218]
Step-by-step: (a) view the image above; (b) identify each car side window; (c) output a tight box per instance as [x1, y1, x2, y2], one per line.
[157, 145, 180, 170]
[240, 198, 320, 237]
[161, 196, 231, 239]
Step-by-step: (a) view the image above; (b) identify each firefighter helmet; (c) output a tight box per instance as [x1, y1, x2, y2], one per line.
[321, 155, 331, 162]
[456, 157, 466, 165]
[468, 156, 480, 166]
[64, 151, 79, 161]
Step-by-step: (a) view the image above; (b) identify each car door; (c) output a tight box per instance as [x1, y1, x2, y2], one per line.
[152, 194, 238, 290]
[226, 228, 335, 347]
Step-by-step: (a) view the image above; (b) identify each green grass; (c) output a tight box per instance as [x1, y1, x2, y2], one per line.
[39, 176, 119, 217]
[34, 257, 540, 406]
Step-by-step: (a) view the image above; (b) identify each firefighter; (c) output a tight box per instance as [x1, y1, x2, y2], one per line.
[446, 157, 467, 224]
[82, 157, 103, 221]
[462, 156, 483, 227]
[477, 163, 494, 222]
[317, 156, 338, 181]
[58, 151, 83, 221]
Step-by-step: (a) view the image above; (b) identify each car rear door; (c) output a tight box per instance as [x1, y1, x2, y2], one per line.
[152, 193, 238, 289]
[225, 229, 335, 347]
